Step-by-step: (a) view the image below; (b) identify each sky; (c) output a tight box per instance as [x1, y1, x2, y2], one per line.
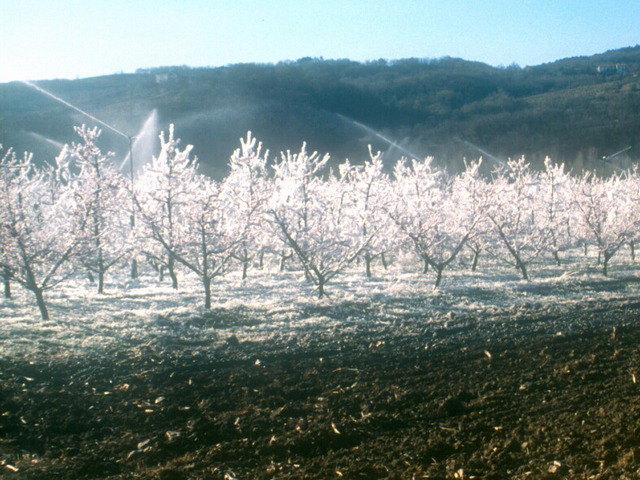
[1, 0, 639, 83]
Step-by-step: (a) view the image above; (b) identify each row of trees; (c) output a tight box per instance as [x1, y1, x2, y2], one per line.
[2, 126, 640, 320]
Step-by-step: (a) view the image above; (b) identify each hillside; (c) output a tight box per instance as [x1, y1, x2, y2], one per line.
[1, 46, 639, 177]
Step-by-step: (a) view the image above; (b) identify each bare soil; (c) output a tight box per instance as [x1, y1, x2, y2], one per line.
[2, 299, 640, 479]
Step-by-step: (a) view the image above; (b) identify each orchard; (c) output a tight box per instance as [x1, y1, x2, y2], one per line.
[2, 126, 639, 319]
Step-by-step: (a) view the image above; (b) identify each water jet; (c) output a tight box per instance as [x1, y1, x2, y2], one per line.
[26, 131, 66, 151]
[337, 113, 422, 161]
[118, 109, 159, 172]
[21, 81, 129, 139]
[458, 139, 506, 167]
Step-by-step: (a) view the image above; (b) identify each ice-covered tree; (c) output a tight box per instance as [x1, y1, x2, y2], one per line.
[0, 164, 11, 298]
[0, 147, 25, 300]
[623, 168, 640, 261]
[484, 158, 548, 280]
[0, 248, 9, 298]
[137, 133, 237, 308]
[453, 159, 491, 272]
[69, 126, 132, 294]
[135, 125, 197, 288]
[388, 157, 481, 288]
[0, 146, 83, 320]
[571, 171, 639, 276]
[537, 157, 575, 265]
[269, 144, 370, 298]
[343, 147, 395, 278]
[163, 175, 237, 308]
[220, 132, 271, 280]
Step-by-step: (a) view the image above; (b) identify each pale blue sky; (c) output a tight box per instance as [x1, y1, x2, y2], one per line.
[1, 0, 638, 83]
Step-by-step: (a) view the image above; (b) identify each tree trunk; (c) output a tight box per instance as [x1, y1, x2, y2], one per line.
[169, 268, 178, 289]
[242, 249, 249, 280]
[317, 278, 326, 299]
[381, 252, 388, 270]
[422, 257, 429, 274]
[98, 270, 105, 295]
[434, 267, 444, 289]
[33, 286, 50, 321]
[97, 246, 105, 294]
[279, 250, 288, 272]
[130, 213, 138, 279]
[364, 252, 373, 278]
[516, 259, 529, 281]
[3, 272, 11, 299]
[603, 250, 614, 276]
[130, 258, 138, 279]
[493, 223, 529, 281]
[203, 276, 212, 310]
[631, 241, 636, 262]
[553, 250, 561, 267]
[471, 249, 481, 272]
[167, 255, 178, 289]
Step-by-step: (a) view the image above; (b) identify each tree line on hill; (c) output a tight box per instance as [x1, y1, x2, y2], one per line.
[1, 45, 639, 177]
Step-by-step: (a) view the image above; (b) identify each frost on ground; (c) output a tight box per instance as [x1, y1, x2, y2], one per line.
[2, 250, 640, 360]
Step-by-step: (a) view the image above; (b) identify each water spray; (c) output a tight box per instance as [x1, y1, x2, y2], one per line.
[118, 109, 158, 172]
[458, 139, 506, 168]
[27, 131, 66, 150]
[600, 146, 632, 176]
[337, 113, 422, 161]
[20, 80, 155, 279]
[21, 81, 130, 139]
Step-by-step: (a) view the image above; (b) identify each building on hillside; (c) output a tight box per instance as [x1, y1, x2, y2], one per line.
[596, 64, 627, 74]
[155, 72, 179, 84]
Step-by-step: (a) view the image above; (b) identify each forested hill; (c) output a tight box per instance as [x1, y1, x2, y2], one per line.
[1, 45, 639, 177]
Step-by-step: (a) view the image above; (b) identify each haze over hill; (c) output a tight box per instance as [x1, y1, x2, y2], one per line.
[1, 46, 639, 177]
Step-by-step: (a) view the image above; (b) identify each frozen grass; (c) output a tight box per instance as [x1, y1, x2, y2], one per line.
[2, 247, 640, 360]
